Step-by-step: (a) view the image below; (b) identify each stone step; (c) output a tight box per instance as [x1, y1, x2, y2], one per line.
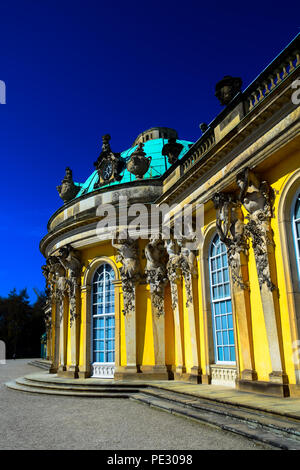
[22, 373, 147, 389]
[28, 360, 51, 370]
[131, 391, 300, 450]
[15, 377, 140, 394]
[143, 387, 300, 436]
[5, 380, 131, 398]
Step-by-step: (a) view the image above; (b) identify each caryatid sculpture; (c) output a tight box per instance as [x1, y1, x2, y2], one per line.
[58, 245, 82, 326]
[236, 167, 275, 291]
[165, 238, 182, 310]
[145, 236, 169, 317]
[112, 233, 141, 316]
[212, 192, 249, 290]
[46, 256, 68, 323]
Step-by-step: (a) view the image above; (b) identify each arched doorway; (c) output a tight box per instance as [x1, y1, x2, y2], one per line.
[91, 263, 115, 378]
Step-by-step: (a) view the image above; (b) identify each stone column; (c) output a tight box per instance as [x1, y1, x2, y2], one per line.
[58, 246, 82, 379]
[112, 235, 140, 378]
[179, 242, 201, 383]
[58, 295, 68, 374]
[113, 280, 122, 369]
[50, 302, 60, 373]
[166, 240, 185, 377]
[237, 168, 288, 391]
[79, 285, 92, 379]
[67, 282, 81, 378]
[170, 278, 185, 376]
[212, 191, 257, 382]
[144, 238, 169, 379]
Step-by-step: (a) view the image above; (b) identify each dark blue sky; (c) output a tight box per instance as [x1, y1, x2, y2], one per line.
[0, 0, 299, 302]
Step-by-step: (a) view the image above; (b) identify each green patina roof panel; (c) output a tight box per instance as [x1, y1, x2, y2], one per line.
[76, 138, 193, 198]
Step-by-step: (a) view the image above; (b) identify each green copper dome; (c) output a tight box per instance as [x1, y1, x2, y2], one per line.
[75, 137, 193, 198]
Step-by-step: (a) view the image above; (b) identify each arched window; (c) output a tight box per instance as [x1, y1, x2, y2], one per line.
[292, 191, 300, 284]
[209, 233, 236, 364]
[91, 263, 115, 376]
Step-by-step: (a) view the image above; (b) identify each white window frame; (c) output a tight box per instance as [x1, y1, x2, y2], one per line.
[209, 233, 236, 365]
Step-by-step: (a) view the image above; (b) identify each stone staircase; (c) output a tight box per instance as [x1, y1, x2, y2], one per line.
[5, 373, 300, 449]
[27, 359, 52, 370]
[130, 387, 300, 450]
[5, 374, 144, 398]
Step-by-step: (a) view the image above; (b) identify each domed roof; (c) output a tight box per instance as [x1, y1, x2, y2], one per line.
[75, 136, 193, 198]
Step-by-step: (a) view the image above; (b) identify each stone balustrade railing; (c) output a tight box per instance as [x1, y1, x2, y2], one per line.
[180, 35, 299, 177]
[181, 130, 215, 173]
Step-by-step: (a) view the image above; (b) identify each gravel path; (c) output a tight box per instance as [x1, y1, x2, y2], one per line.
[0, 359, 269, 450]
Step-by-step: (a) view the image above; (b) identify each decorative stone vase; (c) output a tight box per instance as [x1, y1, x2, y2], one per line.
[126, 143, 152, 179]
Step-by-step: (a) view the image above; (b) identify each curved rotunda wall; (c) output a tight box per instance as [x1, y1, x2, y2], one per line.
[41, 181, 163, 257]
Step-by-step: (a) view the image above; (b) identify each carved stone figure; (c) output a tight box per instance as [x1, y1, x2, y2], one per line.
[126, 143, 152, 179]
[162, 137, 183, 164]
[145, 237, 168, 317]
[212, 192, 249, 290]
[178, 238, 198, 307]
[57, 167, 80, 203]
[236, 168, 276, 291]
[58, 245, 82, 327]
[47, 256, 68, 323]
[215, 75, 242, 106]
[94, 134, 126, 187]
[165, 239, 181, 310]
[112, 234, 141, 316]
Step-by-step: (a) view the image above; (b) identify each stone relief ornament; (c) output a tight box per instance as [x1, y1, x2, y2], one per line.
[178, 238, 198, 307]
[212, 192, 249, 290]
[162, 137, 183, 165]
[165, 239, 181, 310]
[41, 263, 53, 330]
[57, 167, 80, 203]
[112, 233, 141, 316]
[126, 143, 152, 179]
[47, 256, 68, 323]
[58, 245, 82, 327]
[145, 237, 169, 317]
[215, 75, 242, 106]
[94, 134, 126, 187]
[236, 168, 276, 291]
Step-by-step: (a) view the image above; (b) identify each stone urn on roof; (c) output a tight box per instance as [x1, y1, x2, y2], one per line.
[126, 143, 152, 180]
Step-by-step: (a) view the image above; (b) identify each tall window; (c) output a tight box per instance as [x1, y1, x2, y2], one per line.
[92, 264, 115, 364]
[293, 191, 300, 283]
[209, 233, 236, 363]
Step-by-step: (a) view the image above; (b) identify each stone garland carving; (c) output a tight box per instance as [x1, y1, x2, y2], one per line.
[112, 234, 141, 316]
[145, 237, 169, 317]
[41, 263, 53, 330]
[178, 239, 198, 308]
[165, 239, 182, 310]
[236, 168, 276, 292]
[58, 245, 82, 327]
[47, 256, 68, 323]
[42, 245, 82, 328]
[212, 192, 249, 290]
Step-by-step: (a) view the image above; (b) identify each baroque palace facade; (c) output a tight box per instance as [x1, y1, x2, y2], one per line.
[41, 34, 300, 397]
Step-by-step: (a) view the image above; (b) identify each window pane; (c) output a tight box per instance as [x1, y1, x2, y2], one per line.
[92, 263, 115, 366]
[209, 234, 236, 364]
